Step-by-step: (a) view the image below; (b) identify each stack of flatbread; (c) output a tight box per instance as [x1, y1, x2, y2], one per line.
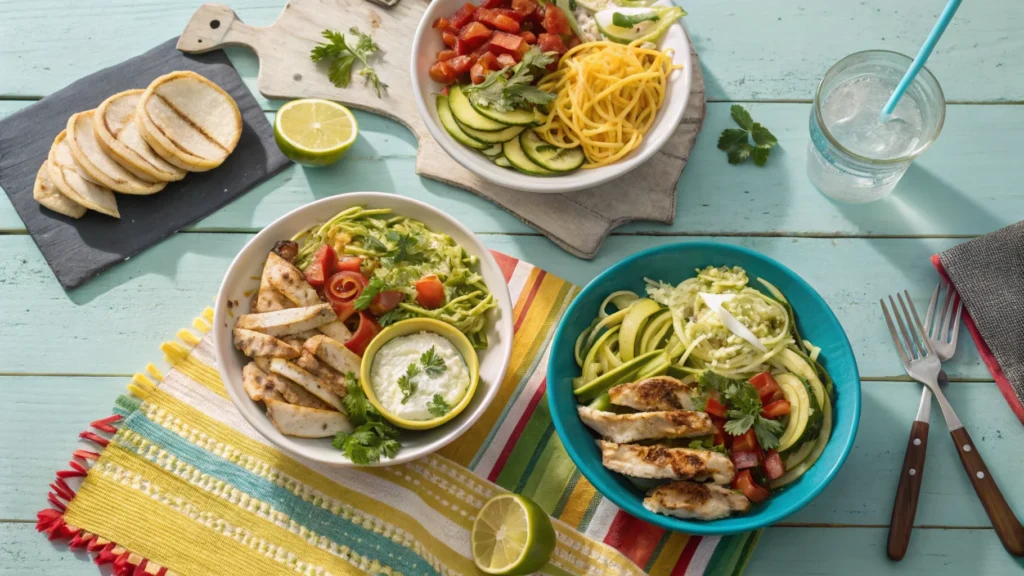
[36, 71, 242, 219]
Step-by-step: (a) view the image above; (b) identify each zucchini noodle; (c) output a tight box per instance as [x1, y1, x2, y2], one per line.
[534, 40, 681, 168]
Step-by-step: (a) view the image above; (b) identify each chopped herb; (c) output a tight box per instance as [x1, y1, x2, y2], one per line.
[428, 394, 452, 418]
[310, 27, 387, 97]
[361, 235, 389, 254]
[354, 277, 388, 310]
[463, 47, 556, 113]
[718, 105, 778, 167]
[698, 371, 783, 450]
[376, 308, 404, 327]
[333, 373, 401, 464]
[397, 363, 420, 404]
[420, 346, 447, 377]
[612, 11, 659, 28]
[385, 231, 426, 264]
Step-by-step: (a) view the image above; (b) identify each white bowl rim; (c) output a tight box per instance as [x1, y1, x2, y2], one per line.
[212, 192, 514, 467]
[409, 0, 694, 194]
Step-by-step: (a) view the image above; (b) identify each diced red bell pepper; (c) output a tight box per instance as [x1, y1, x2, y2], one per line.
[477, 51, 499, 71]
[488, 30, 525, 55]
[458, 21, 493, 50]
[304, 245, 338, 289]
[432, 16, 451, 30]
[496, 53, 517, 68]
[415, 274, 446, 309]
[733, 469, 771, 503]
[482, 0, 510, 8]
[537, 33, 566, 55]
[443, 31, 458, 48]
[448, 54, 475, 74]
[470, 62, 487, 84]
[450, 2, 478, 28]
[542, 5, 572, 35]
[512, 0, 538, 17]
[436, 49, 457, 62]
[519, 30, 537, 44]
[762, 399, 792, 419]
[764, 450, 786, 480]
[732, 428, 760, 453]
[476, 8, 520, 33]
[429, 60, 458, 84]
[704, 396, 727, 418]
[730, 450, 760, 470]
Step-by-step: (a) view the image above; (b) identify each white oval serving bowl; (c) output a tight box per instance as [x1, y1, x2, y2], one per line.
[410, 0, 693, 194]
[213, 192, 514, 466]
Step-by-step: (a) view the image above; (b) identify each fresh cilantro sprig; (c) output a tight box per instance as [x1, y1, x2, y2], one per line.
[384, 231, 426, 264]
[612, 11, 659, 27]
[718, 105, 778, 166]
[333, 373, 401, 464]
[354, 277, 394, 311]
[397, 363, 420, 404]
[428, 394, 452, 418]
[310, 27, 387, 97]
[697, 371, 784, 450]
[420, 346, 447, 377]
[463, 48, 556, 113]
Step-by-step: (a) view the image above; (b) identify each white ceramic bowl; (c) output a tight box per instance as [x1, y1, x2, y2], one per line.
[410, 0, 692, 194]
[213, 192, 514, 466]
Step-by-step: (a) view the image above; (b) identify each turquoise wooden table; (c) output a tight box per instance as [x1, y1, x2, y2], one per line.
[3, 0, 1024, 573]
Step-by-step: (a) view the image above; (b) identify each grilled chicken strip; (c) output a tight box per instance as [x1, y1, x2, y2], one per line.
[598, 441, 735, 484]
[608, 376, 700, 411]
[577, 406, 713, 443]
[644, 481, 750, 520]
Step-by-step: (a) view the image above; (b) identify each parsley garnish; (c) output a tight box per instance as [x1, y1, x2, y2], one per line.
[428, 394, 452, 418]
[718, 105, 778, 166]
[376, 308, 404, 327]
[612, 11, 659, 28]
[385, 231, 426, 264]
[697, 371, 784, 450]
[310, 27, 387, 97]
[463, 48, 556, 113]
[397, 363, 420, 404]
[361, 235, 389, 254]
[420, 346, 447, 377]
[354, 277, 389, 311]
[333, 373, 401, 464]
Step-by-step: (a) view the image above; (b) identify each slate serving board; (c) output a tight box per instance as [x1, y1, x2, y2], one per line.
[0, 37, 291, 290]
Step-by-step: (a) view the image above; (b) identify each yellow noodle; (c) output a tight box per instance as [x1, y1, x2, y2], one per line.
[536, 40, 682, 168]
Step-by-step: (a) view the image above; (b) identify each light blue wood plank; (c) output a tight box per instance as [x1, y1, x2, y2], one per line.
[2, 1, 1021, 103]
[0, 233, 991, 377]
[3, 102, 1021, 237]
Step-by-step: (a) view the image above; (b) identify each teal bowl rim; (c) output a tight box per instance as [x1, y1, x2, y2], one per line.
[546, 241, 861, 535]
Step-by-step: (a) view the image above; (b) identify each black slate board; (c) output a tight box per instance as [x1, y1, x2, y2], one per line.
[0, 37, 291, 290]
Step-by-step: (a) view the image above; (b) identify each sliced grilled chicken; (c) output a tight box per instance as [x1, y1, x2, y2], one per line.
[265, 371, 334, 410]
[263, 251, 352, 342]
[644, 481, 750, 520]
[233, 328, 300, 359]
[294, 350, 349, 398]
[241, 362, 284, 402]
[598, 441, 735, 484]
[265, 398, 352, 438]
[269, 358, 345, 412]
[254, 252, 295, 313]
[577, 406, 713, 443]
[234, 304, 336, 337]
[608, 376, 699, 411]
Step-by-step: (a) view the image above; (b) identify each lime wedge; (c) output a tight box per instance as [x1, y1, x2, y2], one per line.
[274, 99, 358, 167]
[472, 494, 556, 575]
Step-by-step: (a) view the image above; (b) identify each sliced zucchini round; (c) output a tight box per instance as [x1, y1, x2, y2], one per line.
[494, 156, 512, 168]
[468, 92, 539, 126]
[448, 86, 508, 132]
[502, 136, 553, 176]
[460, 122, 525, 144]
[435, 95, 489, 150]
[594, 6, 684, 45]
[520, 130, 585, 172]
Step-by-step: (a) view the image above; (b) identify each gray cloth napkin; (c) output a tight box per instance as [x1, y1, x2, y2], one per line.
[938, 221, 1024, 419]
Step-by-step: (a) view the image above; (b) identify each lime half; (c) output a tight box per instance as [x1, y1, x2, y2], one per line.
[274, 99, 358, 166]
[472, 494, 556, 575]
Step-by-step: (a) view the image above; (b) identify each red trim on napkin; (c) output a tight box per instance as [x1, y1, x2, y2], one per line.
[931, 254, 1024, 424]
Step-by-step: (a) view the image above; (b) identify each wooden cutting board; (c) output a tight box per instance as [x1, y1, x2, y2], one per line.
[178, 1, 706, 259]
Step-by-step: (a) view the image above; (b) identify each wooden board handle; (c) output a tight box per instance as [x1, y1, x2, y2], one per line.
[177, 4, 263, 54]
[950, 427, 1024, 556]
[888, 419, 928, 560]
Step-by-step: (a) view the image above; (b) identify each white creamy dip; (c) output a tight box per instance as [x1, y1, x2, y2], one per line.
[370, 331, 471, 421]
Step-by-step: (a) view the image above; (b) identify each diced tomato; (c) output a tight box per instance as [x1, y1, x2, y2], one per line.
[542, 5, 571, 35]
[519, 31, 537, 44]
[369, 290, 404, 316]
[458, 21, 493, 51]
[710, 415, 729, 448]
[488, 30, 525, 55]
[324, 271, 368, 322]
[494, 8, 525, 22]
[336, 257, 362, 273]
[704, 396, 727, 418]
[304, 261, 327, 289]
[450, 2, 478, 28]
[344, 311, 381, 357]
[477, 51, 499, 71]
[429, 60, 458, 84]
[731, 428, 760, 453]
[762, 399, 792, 419]
[537, 33, 566, 55]
[730, 450, 760, 470]
[733, 469, 772, 503]
[442, 31, 458, 48]
[512, 0, 538, 17]
[455, 38, 475, 55]
[415, 274, 446, 309]
[496, 53, 517, 68]
[482, 0, 509, 7]
[448, 54, 475, 74]
[470, 63, 487, 84]
[749, 372, 779, 394]
[432, 16, 451, 30]
[763, 450, 786, 480]
[436, 49, 457, 62]
[476, 8, 519, 32]
[304, 245, 338, 288]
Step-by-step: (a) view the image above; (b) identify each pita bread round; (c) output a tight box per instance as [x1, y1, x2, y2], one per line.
[46, 131, 120, 218]
[137, 71, 242, 172]
[94, 90, 187, 183]
[66, 111, 166, 195]
[33, 163, 86, 219]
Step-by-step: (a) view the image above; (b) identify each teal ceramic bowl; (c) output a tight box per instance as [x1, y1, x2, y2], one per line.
[547, 242, 860, 535]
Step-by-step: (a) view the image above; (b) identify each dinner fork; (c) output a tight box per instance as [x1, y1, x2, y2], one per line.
[886, 281, 960, 560]
[881, 292, 1024, 557]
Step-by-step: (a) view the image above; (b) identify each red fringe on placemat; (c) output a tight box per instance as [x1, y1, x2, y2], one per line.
[34, 414, 171, 576]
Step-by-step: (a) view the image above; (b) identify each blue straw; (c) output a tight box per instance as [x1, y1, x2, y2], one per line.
[881, 0, 962, 117]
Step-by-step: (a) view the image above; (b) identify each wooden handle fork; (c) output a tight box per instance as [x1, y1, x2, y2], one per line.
[888, 420, 929, 560]
[950, 428, 1024, 556]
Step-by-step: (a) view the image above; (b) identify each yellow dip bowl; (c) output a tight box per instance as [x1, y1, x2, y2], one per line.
[360, 318, 480, 430]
